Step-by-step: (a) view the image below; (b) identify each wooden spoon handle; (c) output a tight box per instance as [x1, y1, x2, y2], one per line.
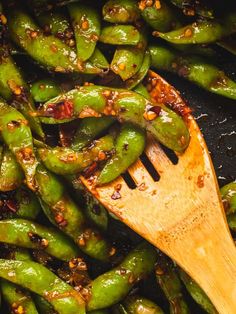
[169, 213, 236, 314]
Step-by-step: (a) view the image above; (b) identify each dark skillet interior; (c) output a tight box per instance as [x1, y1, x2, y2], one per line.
[0, 2, 235, 312]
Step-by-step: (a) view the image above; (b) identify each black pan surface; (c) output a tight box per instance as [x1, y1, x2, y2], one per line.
[160, 67, 236, 187]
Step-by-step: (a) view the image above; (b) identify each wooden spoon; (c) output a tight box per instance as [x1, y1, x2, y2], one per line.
[81, 71, 236, 314]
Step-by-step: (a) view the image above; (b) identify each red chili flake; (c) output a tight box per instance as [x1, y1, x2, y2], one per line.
[28, 232, 49, 249]
[46, 100, 74, 119]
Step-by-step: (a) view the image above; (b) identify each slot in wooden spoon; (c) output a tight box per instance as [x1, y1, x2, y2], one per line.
[81, 71, 236, 314]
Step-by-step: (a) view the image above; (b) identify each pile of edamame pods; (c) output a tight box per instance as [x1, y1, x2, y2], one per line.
[0, 0, 235, 313]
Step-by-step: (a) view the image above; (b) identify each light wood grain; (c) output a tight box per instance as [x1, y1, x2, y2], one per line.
[81, 71, 236, 314]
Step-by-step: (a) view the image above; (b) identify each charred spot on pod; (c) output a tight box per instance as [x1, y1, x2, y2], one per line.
[54, 212, 68, 228]
[16, 148, 35, 165]
[45, 100, 74, 119]
[143, 104, 161, 121]
[28, 231, 49, 249]
[7, 119, 22, 131]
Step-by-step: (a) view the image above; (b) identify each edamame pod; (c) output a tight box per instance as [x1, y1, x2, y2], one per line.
[89, 48, 109, 70]
[13, 187, 41, 220]
[65, 180, 109, 231]
[103, 0, 140, 23]
[0, 146, 24, 191]
[34, 294, 58, 314]
[0, 98, 38, 190]
[37, 85, 190, 153]
[0, 219, 80, 261]
[98, 124, 146, 185]
[150, 44, 236, 100]
[1, 279, 39, 314]
[38, 135, 114, 175]
[30, 79, 62, 103]
[36, 9, 74, 46]
[111, 33, 147, 81]
[125, 50, 151, 89]
[100, 25, 140, 45]
[156, 12, 236, 44]
[87, 242, 157, 310]
[71, 117, 115, 152]
[123, 295, 164, 314]
[35, 164, 112, 261]
[7, 9, 101, 74]
[139, 0, 181, 32]
[0, 259, 86, 314]
[133, 83, 150, 99]
[0, 47, 44, 137]
[221, 182, 236, 231]
[68, 3, 100, 62]
[170, 0, 214, 18]
[179, 269, 217, 314]
[155, 254, 190, 314]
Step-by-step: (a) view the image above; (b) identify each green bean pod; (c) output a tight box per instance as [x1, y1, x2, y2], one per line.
[71, 117, 115, 152]
[155, 254, 190, 314]
[7, 9, 101, 74]
[38, 134, 114, 175]
[30, 79, 62, 103]
[103, 0, 140, 23]
[139, 0, 181, 32]
[156, 12, 236, 44]
[0, 47, 44, 137]
[0, 98, 38, 190]
[125, 50, 151, 89]
[68, 3, 101, 62]
[0, 219, 80, 261]
[111, 33, 147, 81]
[37, 85, 190, 153]
[0, 259, 86, 314]
[98, 124, 145, 185]
[122, 295, 164, 314]
[35, 164, 112, 261]
[179, 269, 217, 314]
[0, 146, 24, 191]
[170, 0, 214, 18]
[221, 182, 236, 232]
[100, 25, 140, 45]
[87, 242, 157, 310]
[150, 44, 236, 100]
[1, 279, 39, 314]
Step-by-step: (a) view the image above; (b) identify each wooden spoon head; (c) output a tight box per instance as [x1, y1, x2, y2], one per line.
[82, 71, 236, 314]
[81, 70, 227, 255]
